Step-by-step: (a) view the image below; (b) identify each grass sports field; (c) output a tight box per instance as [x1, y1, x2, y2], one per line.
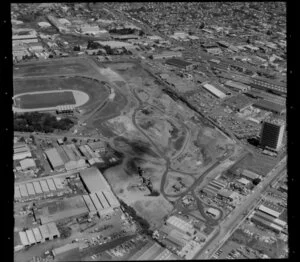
[14, 76, 110, 115]
[14, 91, 76, 109]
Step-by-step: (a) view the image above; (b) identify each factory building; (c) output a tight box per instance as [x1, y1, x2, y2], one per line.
[15, 177, 65, 201]
[130, 241, 179, 260]
[240, 169, 260, 182]
[82, 190, 120, 217]
[87, 141, 106, 153]
[14, 143, 32, 160]
[80, 167, 112, 193]
[257, 202, 284, 218]
[224, 94, 253, 112]
[45, 148, 64, 171]
[250, 215, 282, 233]
[217, 189, 236, 202]
[95, 40, 136, 51]
[224, 80, 251, 93]
[152, 51, 182, 60]
[201, 179, 227, 197]
[260, 120, 285, 151]
[202, 83, 227, 99]
[19, 158, 36, 171]
[165, 58, 194, 70]
[166, 216, 194, 235]
[45, 145, 86, 171]
[36, 195, 89, 224]
[253, 100, 286, 115]
[78, 144, 102, 165]
[52, 243, 80, 257]
[18, 222, 60, 247]
[166, 230, 188, 249]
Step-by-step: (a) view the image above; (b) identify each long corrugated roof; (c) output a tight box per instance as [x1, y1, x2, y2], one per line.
[80, 167, 111, 193]
[26, 230, 36, 244]
[19, 231, 29, 246]
[32, 228, 42, 242]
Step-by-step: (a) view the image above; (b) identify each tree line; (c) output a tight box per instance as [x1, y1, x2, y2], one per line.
[14, 112, 75, 133]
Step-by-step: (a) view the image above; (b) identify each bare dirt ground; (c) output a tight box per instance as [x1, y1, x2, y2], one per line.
[164, 171, 195, 196]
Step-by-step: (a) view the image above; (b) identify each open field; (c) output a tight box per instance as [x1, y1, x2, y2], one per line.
[14, 91, 76, 109]
[14, 76, 110, 115]
[13, 58, 94, 77]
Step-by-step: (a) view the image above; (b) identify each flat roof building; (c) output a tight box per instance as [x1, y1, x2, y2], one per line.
[260, 120, 285, 151]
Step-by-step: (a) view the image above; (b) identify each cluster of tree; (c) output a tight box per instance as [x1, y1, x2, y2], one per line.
[108, 28, 138, 35]
[14, 112, 74, 133]
[119, 200, 153, 236]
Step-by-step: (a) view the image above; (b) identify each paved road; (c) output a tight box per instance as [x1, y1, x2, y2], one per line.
[193, 156, 287, 259]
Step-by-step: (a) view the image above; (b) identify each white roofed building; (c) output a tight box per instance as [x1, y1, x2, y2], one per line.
[202, 83, 227, 99]
[20, 158, 36, 170]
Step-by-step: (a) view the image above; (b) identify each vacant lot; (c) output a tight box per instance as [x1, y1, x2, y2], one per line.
[164, 171, 195, 196]
[15, 91, 76, 109]
[13, 58, 92, 77]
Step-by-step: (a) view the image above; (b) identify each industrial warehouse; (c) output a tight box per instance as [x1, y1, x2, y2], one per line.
[44, 144, 87, 171]
[15, 177, 65, 201]
[16, 222, 60, 250]
[33, 167, 120, 224]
